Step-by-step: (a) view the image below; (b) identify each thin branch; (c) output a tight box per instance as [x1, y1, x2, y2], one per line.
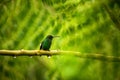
[102, 2, 120, 31]
[0, 50, 120, 62]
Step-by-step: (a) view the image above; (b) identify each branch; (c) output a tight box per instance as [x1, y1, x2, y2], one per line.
[102, 2, 120, 31]
[0, 50, 120, 62]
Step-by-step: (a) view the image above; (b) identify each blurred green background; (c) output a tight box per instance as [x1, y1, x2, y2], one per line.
[0, 0, 120, 80]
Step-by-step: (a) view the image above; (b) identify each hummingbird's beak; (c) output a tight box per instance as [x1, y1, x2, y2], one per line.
[53, 36, 60, 38]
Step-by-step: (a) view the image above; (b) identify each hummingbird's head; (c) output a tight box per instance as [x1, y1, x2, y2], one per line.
[46, 35, 59, 40]
[46, 35, 54, 39]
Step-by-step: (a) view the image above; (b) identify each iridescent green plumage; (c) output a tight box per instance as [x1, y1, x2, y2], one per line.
[40, 35, 59, 50]
[40, 35, 53, 51]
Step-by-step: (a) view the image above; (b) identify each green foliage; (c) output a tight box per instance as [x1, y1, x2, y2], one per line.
[0, 0, 120, 80]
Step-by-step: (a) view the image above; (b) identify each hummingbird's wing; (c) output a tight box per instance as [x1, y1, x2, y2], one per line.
[40, 41, 43, 50]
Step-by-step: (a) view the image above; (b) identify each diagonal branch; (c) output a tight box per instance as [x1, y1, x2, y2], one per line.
[0, 50, 120, 62]
[102, 2, 120, 31]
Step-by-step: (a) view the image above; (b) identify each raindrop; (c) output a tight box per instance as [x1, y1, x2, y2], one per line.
[13, 56, 16, 58]
[30, 56, 33, 58]
[47, 55, 51, 58]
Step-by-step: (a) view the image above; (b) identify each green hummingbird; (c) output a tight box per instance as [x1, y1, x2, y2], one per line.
[40, 35, 59, 51]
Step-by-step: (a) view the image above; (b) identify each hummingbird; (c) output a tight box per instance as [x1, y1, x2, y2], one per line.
[40, 35, 59, 51]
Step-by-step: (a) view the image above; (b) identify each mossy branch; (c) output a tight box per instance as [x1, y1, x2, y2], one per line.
[0, 50, 120, 62]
